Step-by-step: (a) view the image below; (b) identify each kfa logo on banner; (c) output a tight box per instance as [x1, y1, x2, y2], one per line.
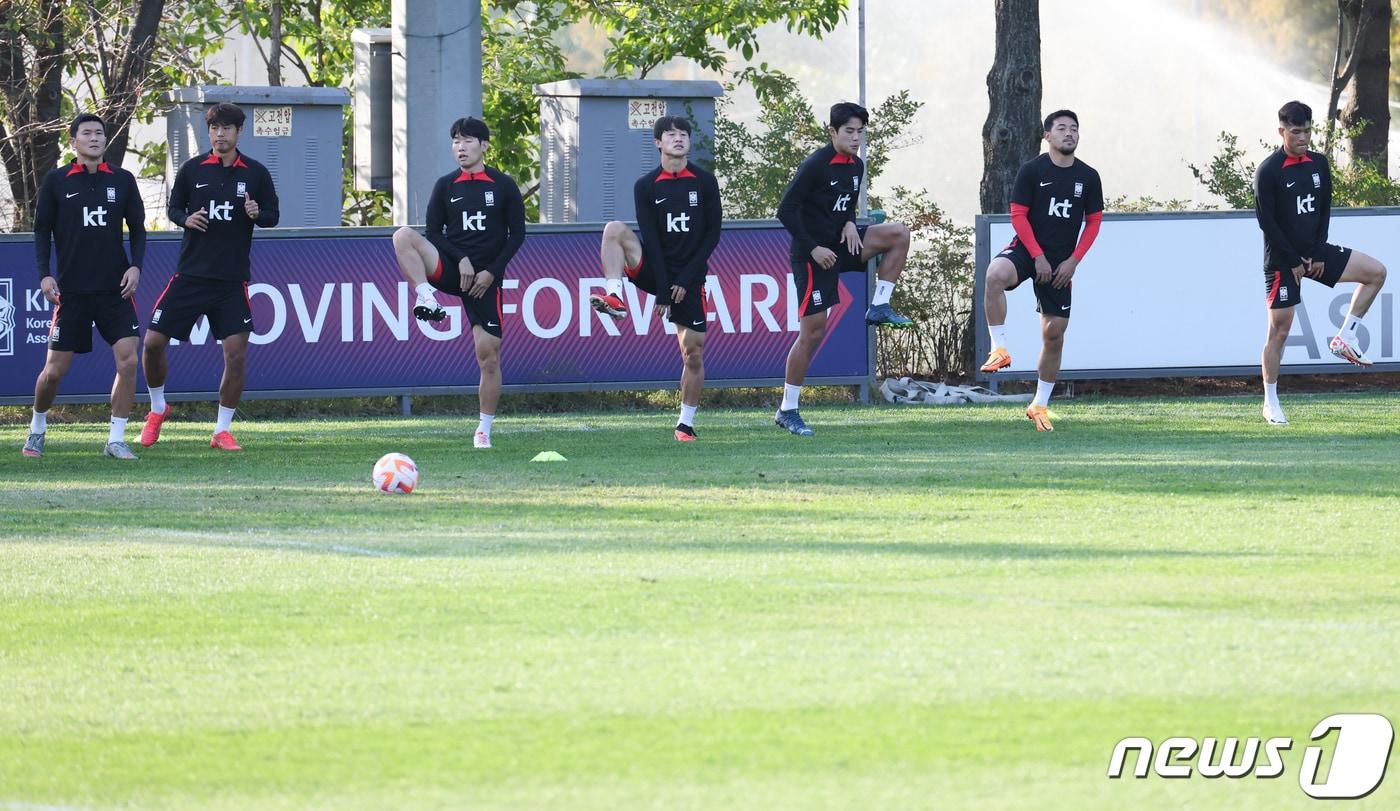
[0, 279, 16, 356]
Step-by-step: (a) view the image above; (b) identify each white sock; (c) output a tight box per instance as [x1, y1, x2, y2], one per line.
[148, 385, 166, 414]
[215, 405, 236, 434]
[477, 412, 494, 437]
[781, 384, 801, 412]
[989, 323, 1008, 350]
[415, 282, 436, 300]
[679, 403, 698, 427]
[1264, 381, 1280, 409]
[872, 279, 895, 307]
[606, 278, 624, 297]
[1338, 312, 1361, 341]
[108, 416, 128, 444]
[30, 410, 47, 435]
[1032, 379, 1054, 407]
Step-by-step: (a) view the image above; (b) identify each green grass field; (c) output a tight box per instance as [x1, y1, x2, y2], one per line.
[2, 393, 1398, 810]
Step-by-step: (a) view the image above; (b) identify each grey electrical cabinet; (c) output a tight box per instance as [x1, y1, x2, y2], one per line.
[534, 79, 724, 224]
[351, 29, 392, 192]
[165, 85, 351, 227]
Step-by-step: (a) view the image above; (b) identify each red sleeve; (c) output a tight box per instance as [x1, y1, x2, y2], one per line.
[1009, 204, 1043, 258]
[1071, 210, 1103, 261]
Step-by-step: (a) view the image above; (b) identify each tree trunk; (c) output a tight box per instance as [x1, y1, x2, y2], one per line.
[980, 0, 1041, 215]
[0, 0, 64, 230]
[269, 0, 283, 86]
[100, 0, 167, 170]
[1339, 0, 1389, 167]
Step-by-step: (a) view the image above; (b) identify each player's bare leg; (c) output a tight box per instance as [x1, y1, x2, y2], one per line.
[23, 348, 74, 457]
[776, 309, 826, 436]
[110, 336, 138, 420]
[675, 326, 705, 441]
[211, 331, 249, 450]
[473, 327, 502, 449]
[860, 222, 913, 327]
[1261, 306, 1292, 424]
[1330, 250, 1387, 366]
[1026, 314, 1065, 432]
[980, 258, 1017, 373]
[139, 329, 173, 446]
[101, 336, 140, 459]
[593, 221, 639, 320]
[393, 226, 446, 322]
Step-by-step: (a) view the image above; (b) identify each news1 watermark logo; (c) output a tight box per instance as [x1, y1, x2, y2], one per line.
[1109, 714, 1394, 799]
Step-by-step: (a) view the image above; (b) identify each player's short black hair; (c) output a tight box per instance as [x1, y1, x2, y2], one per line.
[69, 114, 105, 137]
[1278, 100, 1312, 127]
[828, 102, 868, 130]
[652, 115, 692, 141]
[205, 103, 246, 129]
[450, 117, 490, 142]
[1043, 109, 1078, 131]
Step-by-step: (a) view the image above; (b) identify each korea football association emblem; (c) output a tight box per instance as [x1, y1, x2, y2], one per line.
[106, 187, 116, 202]
[236, 181, 247, 198]
[1312, 173, 1321, 188]
[689, 191, 699, 207]
[1074, 182, 1084, 198]
[485, 191, 495, 207]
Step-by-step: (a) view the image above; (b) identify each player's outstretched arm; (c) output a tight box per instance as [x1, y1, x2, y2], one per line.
[633, 174, 670, 293]
[483, 174, 527, 280]
[125, 171, 148, 272]
[1254, 161, 1303, 271]
[33, 169, 59, 283]
[253, 164, 279, 228]
[678, 171, 724, 289]
[776, 153, 820, 259]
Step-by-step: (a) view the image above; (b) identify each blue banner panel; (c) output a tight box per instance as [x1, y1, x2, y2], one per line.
[0, 225, 871, 400]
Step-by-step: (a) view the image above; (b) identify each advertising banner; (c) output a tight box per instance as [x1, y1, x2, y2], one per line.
[975, 208, 1400, 379]
[0, 223, 872, 402]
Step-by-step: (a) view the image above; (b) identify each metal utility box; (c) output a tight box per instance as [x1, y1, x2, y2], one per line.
[534, 79, 724, 224]
[351, 29, 392, 192]
[166, 85, 351, 227]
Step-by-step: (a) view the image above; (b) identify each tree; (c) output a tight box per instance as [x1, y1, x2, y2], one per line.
[0, 0, 224, 229]
[979, 0, 1040, 215]
[568, 0, 847, 78]
[1332, 0, 1390, 168]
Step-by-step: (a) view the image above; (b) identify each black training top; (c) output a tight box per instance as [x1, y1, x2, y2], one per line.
[1254, 148, 1331, 271]
[777, 143, 863, 261]
[423, 165, 527, 279]
[167, 150, 280, 282]
[1009, 153, 1104, 259]
[33, 161, 146, 293]
[633, 161, 723, 292]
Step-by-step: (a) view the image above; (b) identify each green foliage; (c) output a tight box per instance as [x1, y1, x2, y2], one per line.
[880, 186, 976, 377]
[711, 66, 923, 219]
[570, 0, 847, 78]
[1104, 195, 1195, 213]
[1190, 123, 1400, 210]
[482, 3, 580, 220]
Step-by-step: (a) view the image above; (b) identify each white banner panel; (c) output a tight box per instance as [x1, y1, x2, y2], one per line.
[977, 209, 1400, 377]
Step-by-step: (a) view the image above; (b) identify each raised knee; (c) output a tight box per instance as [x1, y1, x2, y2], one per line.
[392, 226, 418, 249]
[602, 221, 629, 242]
[893, 222, 911, 245]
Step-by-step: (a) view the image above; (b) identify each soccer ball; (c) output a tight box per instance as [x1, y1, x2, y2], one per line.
[372, 452, 418, 494]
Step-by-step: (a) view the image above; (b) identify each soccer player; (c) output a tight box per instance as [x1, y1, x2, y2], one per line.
[590, 116, 722, 441]
[141, 102, 279, 451]
[773, 101, 914, 437]
[979, 109, 1104, 432]
[23, 114, 145, 460]
[1254, 100, 1387, 425]
[391, 117, 525, 449]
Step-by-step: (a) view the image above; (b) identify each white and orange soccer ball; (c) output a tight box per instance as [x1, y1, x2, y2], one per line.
[372, 452, 418, 494]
